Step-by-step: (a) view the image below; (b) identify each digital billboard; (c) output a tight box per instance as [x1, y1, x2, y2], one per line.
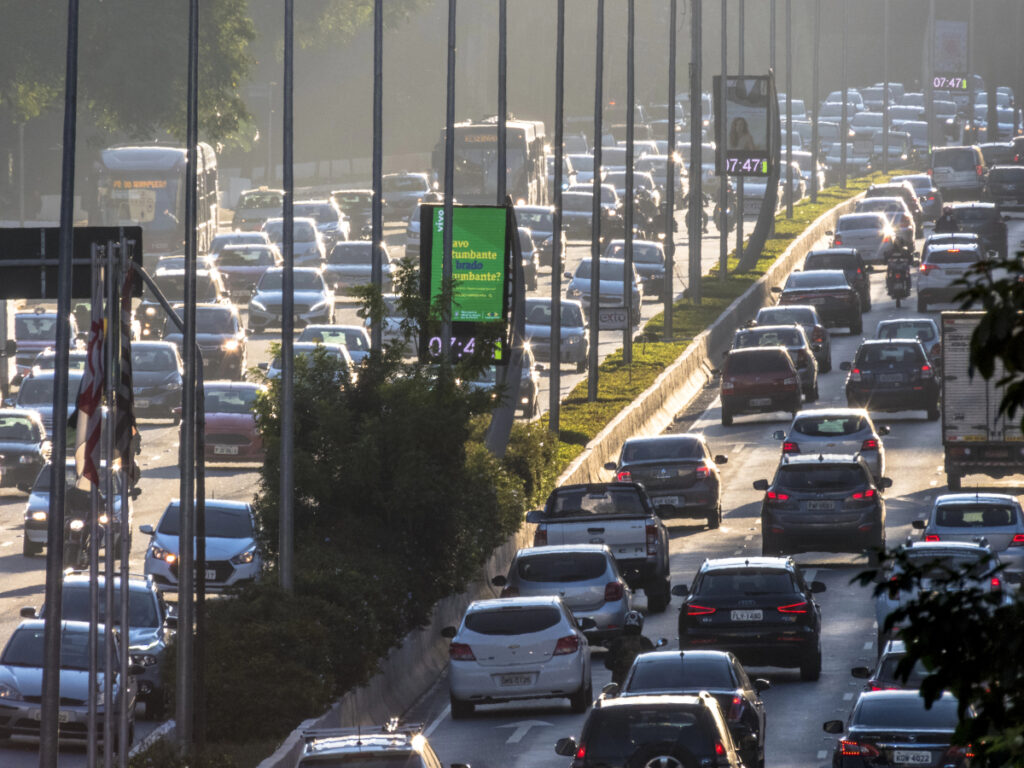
[418, 204, 511, 364]
[714, 75, 774, 177]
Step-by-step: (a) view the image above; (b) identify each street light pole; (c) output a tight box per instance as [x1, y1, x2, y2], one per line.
[370, 0, 383, 351]
[664, 0, 677, 336]
[687, 0, 702, 304]
[550, 0, 565, 428]
[840, 0, 848, 189]
[810, 0, 820, 204]
[588, 0, 604, 401]
[785, 0, 792, 218]
[883, 0, 889, 174]
[623, 0, 635, 365]
[718, 0, 727, 281]
[736, 0, 744, 265]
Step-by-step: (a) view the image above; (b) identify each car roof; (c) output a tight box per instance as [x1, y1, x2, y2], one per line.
[467, 595, 565, 612]
[791, 407, 872, 420]
[515, 544, 613, 557]
[166, 498, 251, 511]
[857, 338, 923, 348]
[807, 247, 860, 256]
[624, 433, 704, 445]
[949, 202, 998, 211]
[855, 690, 957, 706]
[699, 556, 797, 572]
[779, 453, 865, 466]
[299, 725, 428, 758]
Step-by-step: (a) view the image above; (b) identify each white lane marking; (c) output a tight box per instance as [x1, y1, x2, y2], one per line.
[803, 569, 817, 582]
[498, 720, 552, 744]
[843, 692, 854, 700]
[744, 535, 753, 541]
[0, 541, 10, 547]
[733, 550, 743, 555]
[929, 479, 937, 486]
[817, 750, 828, 760]
[864, 641, 873, 650]
[424, 704, 449, 736]
[732, 444, 746, 454]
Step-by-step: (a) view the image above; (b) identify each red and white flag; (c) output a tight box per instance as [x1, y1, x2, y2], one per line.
[75, 318, 104, 487]
[115, 270, 137, 475]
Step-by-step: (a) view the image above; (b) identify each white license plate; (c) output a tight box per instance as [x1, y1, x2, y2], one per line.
[653, 496, 680, 507]
[878, 374, 903, 383]
[806, 500, 835, 511]
[499, 673, 533, 687]
[135, 399, 150, 408]
[214, 445, 239, 455]
[206, 568, 216, 580]
[31, 709, 71, 723]
[749, 397, 772, 406]
[730, 609, 763, 621]
[893, 750, 933, 765]
[944, 269, 963, 276]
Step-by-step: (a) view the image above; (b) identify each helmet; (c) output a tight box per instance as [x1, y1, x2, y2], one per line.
[623, 610, 644, 633]
[942, 205, 953, 214]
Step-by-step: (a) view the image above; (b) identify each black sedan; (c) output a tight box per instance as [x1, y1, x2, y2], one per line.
[840, 339, 940, 420]
[824, 691, 971, 768]
[772, 270, 862, 334]
[0, 409, 49, 492]
[619, 650, 769, 768]
[164, 303, 248, 380]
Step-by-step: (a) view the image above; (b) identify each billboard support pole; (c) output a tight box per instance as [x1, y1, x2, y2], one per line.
[497, 0, 507, 204]
[280, 0, 295, 598]
[785, 0, 792, 218]
[810, 0, 820, 204]
[441, 0, 457, 365]
[664, 0, 677, 336]
[718, 0, 727, 282]
[883, 0, 889, 174]
[840, 0, 848, 189]
[550, 0, 565, 429]
[735, 0, 744, 266]
[623, 0, 635, 365]
[371, 0, 383, 352]
[735, 72, 780, 273]
[588, 0, 604, 401]
[687, 0, 702, 304]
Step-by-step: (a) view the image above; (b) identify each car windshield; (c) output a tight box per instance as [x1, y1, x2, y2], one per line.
[605, 244, 664, 264]
[774, 465, 865, 491]
[382, 176, 428, 193]
[627, 657, 735, 691]
[328, 244, 374, 265]
[300, 328, 368, 351]
[516, 552, 608, 582]
[563, 193, 593, 212]
[31, 464, 78, 492]
[877, 323, 936, 343]
[60, 586, 160, 628]
[901, 550, 990, 580]
[792, 415, 867, 437]
[15, 316, 59, 341]
[2, 627, 107, 671]
[854, 696, 960, 730]
[464, 606, 561, 635]
[575, 260, 625, 281]
[205, 387, 259, 415]
[622, 437, 702, 462]
[893, 176, 931, 193]
[549, 487, 645, 518]
[696, 570, 797, 596]
[293, 203, 334, 222]
[516, 210, 554, 232]
[988, 167, 1024, 182]
[785, 272, 848, 290]
[933, 149, 977, 172]
[263, 220, 317, 241]
[218, 247, 276, 267]
[757, 308, 815, 326]
[18, 377, 57, 405]
[953, 208, 999, 225]
[525, 301, 584, 328]
[934, 504, 1017, 528]
[238, 191, 283, 209]
[191, 308, 235, 335]
[0, 416, 36, 441]
[586, 708, 703, 764]
[332, 191, 372, 206]
[877, 655, 928, 687]
[132, 346, 178, 372]
[734, 329, 802, 349]
[212, 233, 267, 253]
[158, 504, 253, 539]
[856, 345, 923, 366]
[926, 248, 980, 265]
[724, 350, 789, 374]
[259, 271, 324, 291]
[981, 146, 1017, 165]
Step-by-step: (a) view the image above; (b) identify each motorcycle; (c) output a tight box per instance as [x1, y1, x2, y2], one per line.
[63, 486, 93, 570]
[713, 187, 738, 232]
[684, 193, 710, 238]
[885, 246, 914, 308]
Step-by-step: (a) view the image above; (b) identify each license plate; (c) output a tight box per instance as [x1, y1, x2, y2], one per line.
[749, 397, 772, 406]
[32, 709, 70, 723]
[653, 496, 680, 507]
[806, 500, 835, 511]
[206, 568, 216, 580]
[893, 750, 933, 765]
[136, 399, 150, 409]
[214, 445, 239, 455]
[730, 610, 763, 621]
[499, 674, 533, 687]
[944, 269, 963, 276]
[878, 374, 903, 383]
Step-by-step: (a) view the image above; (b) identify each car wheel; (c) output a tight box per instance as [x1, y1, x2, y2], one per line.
[863, 295, 872, 312]
[576, 358, 587, 373]
[721, 407, 733, 427]
[569, 678, 593, 713]
[926, 403, 940, 421]
[799, 645, 822, 682]
[947, 473, 962, 492]
[917, 296, 927, 313]
[867, 535, 886, 567]
[706, 504, 722, 530]
[851, 317, 863, 335]
[646, 576, 672, 613]
[172, 414, 182, 426]
[16, 483, 31, 494]
[22, 536, 41, 557]
[450, 694, 474, 720]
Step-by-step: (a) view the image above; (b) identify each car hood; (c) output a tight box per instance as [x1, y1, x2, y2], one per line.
[524, 322, 584, 340]
[0, 665, 108, 703]
[152, 531, 253, 561]
[126, 626, 166, 653]
[205, 413, 257, 431]
[252, 290, 327, 305]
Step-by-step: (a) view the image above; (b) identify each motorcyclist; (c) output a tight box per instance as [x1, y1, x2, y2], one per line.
[885, 243, 914, 299]
[682, 191, 709, 234]
[934, 205, 959, 233]
[604, 610, 655, 686]
[713, 183, 737, 231]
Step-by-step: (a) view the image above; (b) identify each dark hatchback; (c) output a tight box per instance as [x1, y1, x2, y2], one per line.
[802, 248, 873, 311]
[891, 173, 943, 221]
[605, 433, 728, 528]
[719, 347, 801, 427]
[754, 454, 890, 558]
[946, 202, 1008, 259]
[841, 339, 939, 420]
[773, 270, 862, 334]
[731, 325, 819, 402]
[752, 304, 832, 372]
[672, 556, 826, 681]
[984, 165, 1024, 208]
[131, 341, 183, 422]
[824, 691, 972, 768]
[618, 650, 770, 768]
[0, 409, 49, 491]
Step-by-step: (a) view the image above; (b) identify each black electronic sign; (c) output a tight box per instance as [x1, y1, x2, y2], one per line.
[714, 75, 774, 178]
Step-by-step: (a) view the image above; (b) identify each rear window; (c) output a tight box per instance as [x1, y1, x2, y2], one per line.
[877, 322, 936, 343]
[757, 307, 815, 326]
[952, 208, 1000, 225]
[934, 504, 1017, 528]
[587, 708, 705, 764]
[548, 487, 646, 518]
[932, 148, 978, 172]
[623, 437, 702, 462]
[785, 271, 849, 290]
[627, 657, 735, 692]
[218, 248, 276, 267]
[837, 214, 886, 231]
[877, 655, 928, 687]
[805, 253, 856, 270]
[774, 464, 866, 490]
[328, 244, 373, 265]
[855, 344, 925, 366]
[734, 329, 802, 349]
[792, 415, 867, 437]
[987, 167, 1024, 183]
[695, 570, 798, 596]
[464, 606, 561, 635]
[980, 145, 1016, 165]
[925, 248, 981, 265]
[853, 697, 960, 730]
[516, 552, 608, 583]
[724, 349, 792, 375]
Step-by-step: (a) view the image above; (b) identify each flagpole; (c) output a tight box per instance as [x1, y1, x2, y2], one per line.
[116, 234, 132, 768]
[102, 239, 116, 768]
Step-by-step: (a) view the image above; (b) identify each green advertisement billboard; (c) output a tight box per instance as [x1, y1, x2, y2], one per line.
[428, 206, 507, 321]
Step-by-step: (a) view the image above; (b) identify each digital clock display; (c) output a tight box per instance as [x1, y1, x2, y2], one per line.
[724, 157, 769, 175]
[933, 75, 969, 90]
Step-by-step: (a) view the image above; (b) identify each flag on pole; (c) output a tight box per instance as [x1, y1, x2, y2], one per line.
[75, 317, 104, 487]
[114, 269, 138, 479]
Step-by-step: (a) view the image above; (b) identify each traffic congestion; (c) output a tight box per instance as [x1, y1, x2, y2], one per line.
[1, 33, 1024, 768]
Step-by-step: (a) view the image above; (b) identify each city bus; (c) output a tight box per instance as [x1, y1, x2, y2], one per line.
[95, 143, 218, 258]
[432, 118, 549, 206]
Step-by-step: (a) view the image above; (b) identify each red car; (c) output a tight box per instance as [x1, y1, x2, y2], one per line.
[203, 381, 265, 462]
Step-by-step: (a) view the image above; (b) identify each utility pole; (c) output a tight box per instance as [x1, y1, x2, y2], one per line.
[882, 0, 889, 174]
[840, 0, 848, 188]
[718, 0, 728, 281]
[664, 0, 677, 336]
[497, 0, 507, 205]
[550, 0, 564, 428]
[785, 0, 792, 218]
[736, 0, 744, 266]
[370, 0, 383, 351]
[687, 0, 702, 304]
[279, 0, 295, 597]
[810, 0, 820, 204]
[623, 0, 635, 365]
[441, 0, 457, 364]
[588, 0, 604, 400]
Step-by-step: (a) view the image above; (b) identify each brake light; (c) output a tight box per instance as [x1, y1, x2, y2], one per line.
[449, 643, 476, 661]
[714, 741, 726, 758]
[1011, 534, 1024, 546]
[534, 525, 548, 547]
[861, 438, 879, 451]
[576, 744, 586, 760]
[944, 745, 974, 761]
[840, 741, 880, 758]
[851, 488, 876, 500]
[695, 463, 710, 479]
[834, 237, 843, 246]
[767, 490, 790, 501]
[920, 364, 934, 378]
[553, 635, 581, 655]
[782, 441, 800, 453]
[812, 328, 825, 343]
[500, 586, 520, 597]
[991, 577, 1002, 594]
[977, 164, 984, 176]
[727, 696, 745, 721]
[924, 533, 941, 542]
[778, 601, 809, 613]
[646, 523, 658, 555]
[783, 376, 797, 387]
[616, 470, 632, 482]
[721, 377, 735, 394]
[867, 681, 901, 691]
[928, 195, 935, 200]
[604, 582, 624, 602]
[927, 167, 933, 176]
[882, 235, 892, 244]
[920, 262, 937, 274]
[687, 604, 716, 616]
[849, 367, 862, 382]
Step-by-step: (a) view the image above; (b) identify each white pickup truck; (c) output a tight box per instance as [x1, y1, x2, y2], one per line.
[525, 482, 673, 612]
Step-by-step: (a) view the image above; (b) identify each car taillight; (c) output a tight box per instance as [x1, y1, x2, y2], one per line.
[767, 490, 790, 501]
[1011, 534, 1024, 546]
[721, 377, 735, 394]
[944, 745, 975, 761]
[449, 643, 476, 661]
[991, 577, 1002, 594]
[695, 463, 710, 479]
[834, 237, 843, 246]
[727, 696, 745, 721]
[714, 741, 726, 758]
[977, 164, 984, 176]
[783, 376, 797, 387]
[840, 741, 880, 758]
[553, 635, 581, 655]
[500, 586, 520, 597]
[604, 582, 624, 602]
[812, 327, 825, 343]
[849, 367, 862, 382]
[861, 438, 879, 450]
[924, 533, 941, 542]
[867, 681, 901, 691]
[851, 488, 876, 500]
[782, 441, 800, 453]
[575, 744, 586, 760]
[534, 525, 548, 547]
[882, 235, 892, 244]
[778, 601, 809, 613]
[920, 364, 934, 378]
[920, 262, 937, 274]
[616, 470, 632, 482]
[687, 604, 716, 616]
[927, 167, 933, 176]
[928, 195, 935, 200]
[646, 523, 658, 555]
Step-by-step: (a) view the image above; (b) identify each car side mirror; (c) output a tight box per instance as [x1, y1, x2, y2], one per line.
[579, 617, 598, 631]
[131, 487, 141, 500]
[770, 286, 782, 293]
[164, 615, 178, 630]
[753, 479, 769, 491]
[772, 430, 786, 441]
[865, 264, 874, 272]
[671, 584, 689, 597]
[823, 720, 844, 734]
[754, 678, 771, 693]
[139, 524, 154, 536]
[714, 454, 728, 465]
[604, 461, 618, 471]
[563, 271, 573, 279]
[3, 340, 16, 357]
[825, 230, 834, 237]
[840, 361, 852, 371]
[19, 607, 37, 619]
[555, 738, 579, 757]
[878, 477, 893, 489]
[878, 425, 891, 436]
[654, 638, 668, 648]
[535, 363, 544, 372]
[602, 682, 620, 696]
[911, 519, 926, 530]
[525, 509, 543, 524]
[851, 666, 871, 679]
[810, 580, 827, 593]
[257, 362, 268, 371]
[441, 626, 457, 639]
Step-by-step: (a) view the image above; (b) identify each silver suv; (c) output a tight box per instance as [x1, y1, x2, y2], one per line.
[929, 145, 985, 198]
[916, 243, 984, 311]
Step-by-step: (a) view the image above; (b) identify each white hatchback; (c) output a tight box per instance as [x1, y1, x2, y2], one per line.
[442, 596, 594, 719]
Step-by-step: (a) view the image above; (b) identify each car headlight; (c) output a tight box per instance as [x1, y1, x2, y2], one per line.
[250, 299, 266, 311]
[566, 335, 581, 344]
[567, 287, 582, 298]
[150, 543, 176, 564]
[145, 307, 156, 317]
[0, 682, 22, 700]
[98, 513, 109, 526]
[230, 545, 257, 565]
[222, 339, 240, 352]
[30, 510, 47, 522]
[69, 519, 86, 532]
[130, 653, 159, 667]
[161, 379, 181, 391]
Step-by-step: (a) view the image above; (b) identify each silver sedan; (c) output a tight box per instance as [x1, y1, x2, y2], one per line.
[773, 408, 888, 481]
[912, 493, 1024, 574]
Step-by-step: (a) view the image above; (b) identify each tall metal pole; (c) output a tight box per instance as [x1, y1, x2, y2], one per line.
[882, 0, 889, 174]
[102, 245, 116, 768]
[810, 0, 820, 203]
[40, 0, 79, 762]
[785, 0, 793, 218]
[687, 0, 702, 304]
[736, 0, 744, 265]
[441, 0, 456, 364]
[664, 0, 677, 336]
[588, 0, 604, 401]
[966, 0, 974, 141]
[718, 0, 728, 281]
[86, 248, 102, 768]
[926, 0, 935, 151]
[175, 0, 200, 748]
[623, 0, 635, 364]
[550, 0, 565, 427]
[370, 0, 383, 351]
[280, 0, 295, 597]
[769, 0, 775, 72]
[840, 0, 848, 188]
[116, 239, 131, 768]
[497, 0, 507, 204]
